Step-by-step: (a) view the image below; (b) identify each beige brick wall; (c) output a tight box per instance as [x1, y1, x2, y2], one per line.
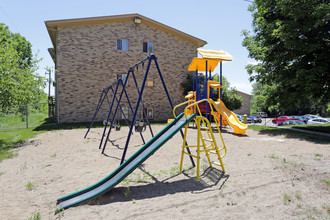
[55, 20, 199, 123]
[235, 91, 251, 115]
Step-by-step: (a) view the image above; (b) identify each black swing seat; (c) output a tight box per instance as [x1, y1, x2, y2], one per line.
[115, 124, 121, 131]
[103, 120, 121, 131]
[135, 120, 146, 133]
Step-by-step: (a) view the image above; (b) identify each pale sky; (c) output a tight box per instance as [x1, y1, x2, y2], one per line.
[0, 0, 255, 95]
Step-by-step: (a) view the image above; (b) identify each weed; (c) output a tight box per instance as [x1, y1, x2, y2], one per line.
[226, 201, 237, 206]
[269, 154, 279, 159]
[282, 158, 287, 163]
[283, 193, 292, 205]
[132, 199, 136, 204]
[28, 211, 41, 220]
[236, 192, 241, 197]
[84, 140, 90, 144]
[314, 153, 323, 161]
[242, 191, 246, 196]
[55, 207, 64, 215]
[50, 153, 56, 158]
[247, 153, 252, 156]
[20, 162, 28, 171]
[295, 191, 302, 200]
[0, 171, 5, 177]
[124, 187, 131, 199]
[297, 204, 302, 209]
[26, 182, 36, 191]
[321, 179, 330, 185]
[121, 179, 130, 185]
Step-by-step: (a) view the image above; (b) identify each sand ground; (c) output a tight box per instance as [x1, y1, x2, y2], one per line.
[0, 125, 329, 219]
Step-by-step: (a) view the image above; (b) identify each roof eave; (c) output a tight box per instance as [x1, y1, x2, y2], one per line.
[45, 13, 207, 48]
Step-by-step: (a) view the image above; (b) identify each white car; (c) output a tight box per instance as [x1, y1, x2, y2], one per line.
[307, 118, 329, 124]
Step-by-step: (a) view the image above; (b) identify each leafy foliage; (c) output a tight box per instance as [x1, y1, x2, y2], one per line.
[242, 0, 329, 113]
[0, 24, 45, 111]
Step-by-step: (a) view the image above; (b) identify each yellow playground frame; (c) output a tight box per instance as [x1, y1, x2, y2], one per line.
[173, 99, 227, 181]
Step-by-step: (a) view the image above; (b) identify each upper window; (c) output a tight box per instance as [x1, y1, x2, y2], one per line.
[143, 42, 154, 53]
[117, 39, 128, 51]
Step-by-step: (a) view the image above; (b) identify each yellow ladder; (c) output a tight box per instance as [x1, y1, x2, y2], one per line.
[180, 115, 226, 181]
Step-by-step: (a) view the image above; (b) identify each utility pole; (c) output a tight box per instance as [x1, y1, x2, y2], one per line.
[45, 69, 51, 117]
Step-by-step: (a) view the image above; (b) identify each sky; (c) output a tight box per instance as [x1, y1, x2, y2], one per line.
[0, 0, 255, 95]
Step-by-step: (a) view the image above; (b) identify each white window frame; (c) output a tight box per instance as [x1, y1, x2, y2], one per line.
[117, 39, 128, 51]
[143, 42, 154, 53]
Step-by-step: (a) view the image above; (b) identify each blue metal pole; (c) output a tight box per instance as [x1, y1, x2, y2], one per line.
[131, 70, 154, 138]
[110, 86, 130, 128]
[153, 54, 195, 168]
[99, 79, 122, 150]
[84, 88, 106, 138]
[205, 60, 208, 118]
[220, 61, 223, 130]
[120, 56, 153, 164]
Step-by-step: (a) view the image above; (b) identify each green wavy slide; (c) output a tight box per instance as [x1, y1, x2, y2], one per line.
[57, 113, 196, 210]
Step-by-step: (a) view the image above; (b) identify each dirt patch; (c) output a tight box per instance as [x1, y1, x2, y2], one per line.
[0, 126, 329, 219]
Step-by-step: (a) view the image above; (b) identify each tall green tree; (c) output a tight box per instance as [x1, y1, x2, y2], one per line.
[242, 0, 329, 112]
[0, 24, 45, 111]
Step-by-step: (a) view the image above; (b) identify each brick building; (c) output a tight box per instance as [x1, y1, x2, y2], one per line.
[45, 14, 206, 123]
[235, 91, 251, 115]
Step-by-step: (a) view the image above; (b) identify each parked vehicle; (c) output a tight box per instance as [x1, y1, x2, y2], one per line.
[272, 116, 296, 124]
[303, 114, 321, 119]
[246, 117, 252, 123]
[307, 118, 329, 124]
[249, 115, 262, 123]
[236, 115, 243, 121]
[255, 112, 268, 118]
[278, 120, 305, 126]
[291, 116, 308, 123]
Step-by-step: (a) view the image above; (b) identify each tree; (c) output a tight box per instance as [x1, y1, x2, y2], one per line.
[242, 0, 329, 112]
[180, 73, 242, 111]
[0, 24, 45, 111]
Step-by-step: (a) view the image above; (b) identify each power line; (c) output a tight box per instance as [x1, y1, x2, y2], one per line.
[0, 6, 20, 32]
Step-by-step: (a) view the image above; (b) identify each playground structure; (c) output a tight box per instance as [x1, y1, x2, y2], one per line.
[174, 99, 227, 181]
[85, 54, 195, 166]
[56, 53, 229, 210]
[185, 49, 248, 135]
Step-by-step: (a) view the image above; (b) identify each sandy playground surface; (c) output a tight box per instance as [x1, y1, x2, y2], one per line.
[0, 125, 329, 219]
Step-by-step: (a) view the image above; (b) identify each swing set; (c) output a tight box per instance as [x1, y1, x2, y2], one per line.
[87, 54, 195, 166]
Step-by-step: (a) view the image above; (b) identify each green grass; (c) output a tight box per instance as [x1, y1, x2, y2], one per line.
[0, 112, 48, 129]
[0, 128, 45, 162]
[248, 125, 330, 144]
[290, 123, 330, 134]
[26, 182, 36, 190]
[321, 179, 330, 185]
[28, 211, 41, 220]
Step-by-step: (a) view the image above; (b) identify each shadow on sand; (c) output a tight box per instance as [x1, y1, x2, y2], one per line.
[88, 166, 229, 206]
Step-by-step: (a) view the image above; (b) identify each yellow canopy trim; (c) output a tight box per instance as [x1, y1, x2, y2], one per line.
[197, 49, 232, 61]
[188, 58, 220, 72]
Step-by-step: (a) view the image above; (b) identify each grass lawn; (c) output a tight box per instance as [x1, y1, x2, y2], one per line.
[0, 128, 45, 162]
[0, 112, 48, 129]
[289, 123, 330, 134]
[249, 124, 330, 144]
